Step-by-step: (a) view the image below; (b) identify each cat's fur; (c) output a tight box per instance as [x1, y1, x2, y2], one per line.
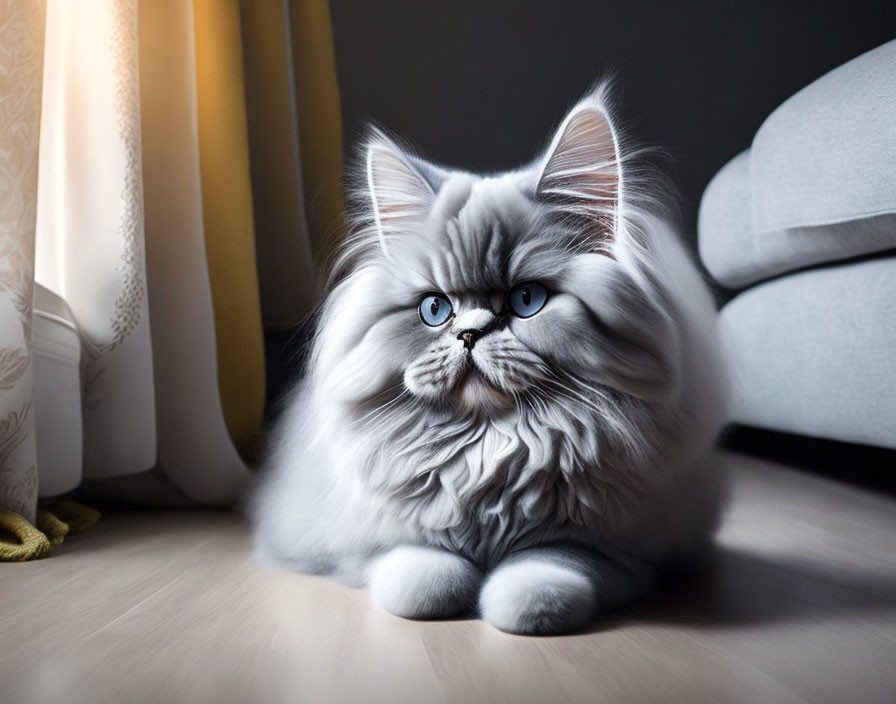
[252, 85, 727, 635]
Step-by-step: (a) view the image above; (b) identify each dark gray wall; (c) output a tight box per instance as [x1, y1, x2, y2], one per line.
[330, 0, 895, 251]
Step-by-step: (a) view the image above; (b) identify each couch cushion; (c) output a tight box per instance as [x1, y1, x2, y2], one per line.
[699, 39, 896, 289]
[719, 255, 896, 449]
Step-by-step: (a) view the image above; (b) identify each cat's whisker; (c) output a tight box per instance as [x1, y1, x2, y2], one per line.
[351, 386, 411, 430]
[361, 394, 413, 430]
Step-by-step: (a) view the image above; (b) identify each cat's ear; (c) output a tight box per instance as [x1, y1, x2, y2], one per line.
[366, 135, 442, 249]
[536, 91, 623, 245]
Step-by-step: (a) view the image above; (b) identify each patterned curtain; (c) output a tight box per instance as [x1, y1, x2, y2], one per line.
[0, 0, 344, 559]
[0, 0, 45, 524]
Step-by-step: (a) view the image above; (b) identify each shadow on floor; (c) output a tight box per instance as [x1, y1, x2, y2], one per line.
[587, 544, 896, 635]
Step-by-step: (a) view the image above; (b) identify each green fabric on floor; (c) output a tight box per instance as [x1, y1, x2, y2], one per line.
[0, 499, 101, 561]
[44, 498, 101, 534]
[0, 510, 52, 561]
[36, 509, 69, 546]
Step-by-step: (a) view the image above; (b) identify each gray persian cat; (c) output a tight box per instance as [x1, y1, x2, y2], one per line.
[252, 85, 727, 635]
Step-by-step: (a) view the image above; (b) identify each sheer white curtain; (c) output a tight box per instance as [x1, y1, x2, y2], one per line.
[35, 0, 156, 482]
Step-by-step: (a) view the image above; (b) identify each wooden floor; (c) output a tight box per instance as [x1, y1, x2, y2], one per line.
[2, 452, 895, 704]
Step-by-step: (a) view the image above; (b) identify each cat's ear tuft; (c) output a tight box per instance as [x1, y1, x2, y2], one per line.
[536, 91, 623, 245]
[366, 135, 438, 249]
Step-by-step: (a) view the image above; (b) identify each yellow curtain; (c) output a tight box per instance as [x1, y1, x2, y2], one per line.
[193, 0, 266, 461]
[289, 0, 345, 261]
[240, 0, 319, 330]
[137, 0, 252, 505]
[240, 0, 346, 330]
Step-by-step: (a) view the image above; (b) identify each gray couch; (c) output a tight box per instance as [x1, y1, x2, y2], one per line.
[698, 38, 896, 450]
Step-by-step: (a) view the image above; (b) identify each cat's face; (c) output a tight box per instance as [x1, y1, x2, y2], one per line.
[322, 92, 675, 419]
[394, 179, 578, 414]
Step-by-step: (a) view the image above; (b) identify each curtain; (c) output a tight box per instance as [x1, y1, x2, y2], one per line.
[36, 0, 156, 480]
[0, 0, 344, 558]
[241, 0, 344, 331]
[241, 0, 319, 330]
[0, 0, 45, 525]
[288, 0, 345, 262]
[193, 0, 265, 461]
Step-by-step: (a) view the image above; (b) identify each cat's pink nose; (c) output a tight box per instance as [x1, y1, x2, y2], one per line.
[459, 329, 479, 350]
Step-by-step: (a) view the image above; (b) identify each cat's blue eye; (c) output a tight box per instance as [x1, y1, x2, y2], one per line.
[418, 294, 453, 327]
[507, 282, 548, 318]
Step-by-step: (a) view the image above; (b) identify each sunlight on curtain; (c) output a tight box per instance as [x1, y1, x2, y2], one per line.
[0, 0, 45, 524]
[193, 0, 265, 461]
[137, 0, 252, 504]
[35, 0, 156, 480]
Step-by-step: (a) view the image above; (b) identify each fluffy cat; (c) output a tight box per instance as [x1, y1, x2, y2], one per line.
[252, 84, 727, 635]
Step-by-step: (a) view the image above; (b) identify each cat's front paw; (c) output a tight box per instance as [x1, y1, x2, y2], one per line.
[368, 546, 482, 619]
[479, 559, 596, 635]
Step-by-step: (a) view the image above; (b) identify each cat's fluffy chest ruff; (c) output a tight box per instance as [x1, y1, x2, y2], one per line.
[354, 402, 646, 567]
